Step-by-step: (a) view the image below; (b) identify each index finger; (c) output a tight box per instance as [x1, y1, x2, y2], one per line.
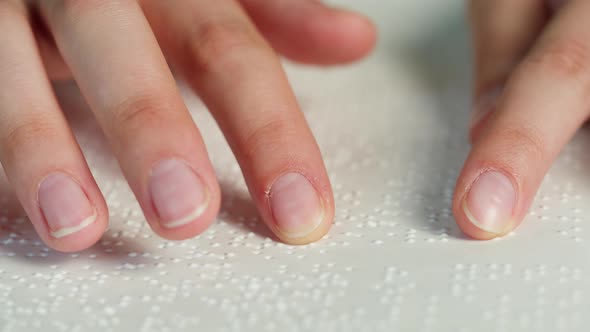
[142, 0, 335, 244]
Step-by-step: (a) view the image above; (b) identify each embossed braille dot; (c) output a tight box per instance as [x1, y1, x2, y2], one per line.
[0, 11, 586, 331]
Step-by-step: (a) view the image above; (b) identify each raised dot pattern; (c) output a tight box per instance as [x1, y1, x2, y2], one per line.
[1, 1, 589, 331]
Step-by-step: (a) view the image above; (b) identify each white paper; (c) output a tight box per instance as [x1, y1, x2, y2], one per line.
[1, 1, 587, 331]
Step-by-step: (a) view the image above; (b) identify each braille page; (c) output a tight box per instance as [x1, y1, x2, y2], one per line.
[1, 1, 587, 331]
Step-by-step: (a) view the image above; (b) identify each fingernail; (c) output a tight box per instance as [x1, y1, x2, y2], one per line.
[269, 173, 324, 238]
[38, 173, 97, 238]
[471, 87, 503, 128]
[462, 171, 516, 235]
[149, 159, 209, 228]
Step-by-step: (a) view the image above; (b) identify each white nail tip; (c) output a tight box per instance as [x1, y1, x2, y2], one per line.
[161, 200, 208, 229]
[50, 209, 98, 238]
[280, 207, 325, 239]
[461, 200, 504, 235]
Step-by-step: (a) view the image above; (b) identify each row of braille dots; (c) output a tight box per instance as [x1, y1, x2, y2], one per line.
[450, 264, 514, 302]
[0, 277, 209, 329]
[374, 266, 414, 325]
[5, 265, 580, 326]
[0, 262, 359, 323]
[2, 259, 354, 288]
[452, 264, 583, 284]
[479, 291, 583, 332]
[321, 137, 390, 172]
[3, 268, 584, 332]
[189, 264, 361, 331]
[554, 198, 583, 241]
[523, 265, 583, 283]
[334, 204, 454, 245]
[194, 298, 369, 332]
[453, 283, 580, 332]
[1, 288, 120, 330]
[373, 266, 448, 327]
[450, 264, 584, 307]
[333, 187, 363, 209]
[0, 230, 50, 258]
[531, 182, 585, 242]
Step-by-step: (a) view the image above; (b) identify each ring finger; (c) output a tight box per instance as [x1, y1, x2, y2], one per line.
[37, 0, 221, 239]
[142, 0, 335, 244]
[0, 1, 107, 251]
[456, 0, 590, 239]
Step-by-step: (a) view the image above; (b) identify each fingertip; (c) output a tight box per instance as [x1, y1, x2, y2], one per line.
[453, 168, 519, 241]
[305, 8, 377, 64]
[45, 214, 106, 253]
[326, 9, 378, 62]
[277, 195, 334, 245]
[453, 200, 512, 241]
[42, 200, 109, 253]
[265, 172, 334, 245]
[164, 192, 221, 241]
[237, 0, 377, 65]
[30, 171, 110, 253]
[146, 171, 222, 241]
[274, 213, 333, 245]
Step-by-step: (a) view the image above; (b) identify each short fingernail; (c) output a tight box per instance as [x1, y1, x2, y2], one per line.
[149, 159, 209, 228]
[471, 87, 503, 128]
[269, 173, 324, 238]
[462, 171, 516, 235]
[38, 173, 97, 238]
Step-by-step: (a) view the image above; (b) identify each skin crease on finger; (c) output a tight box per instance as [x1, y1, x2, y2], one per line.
[12, 0, 377, 251]
[0, 1, 109, 252]
[462, 0, 549, 240]
[120, 0, 373, 245]
[458, 0, 590, 240]
[142, 0, 337, 245]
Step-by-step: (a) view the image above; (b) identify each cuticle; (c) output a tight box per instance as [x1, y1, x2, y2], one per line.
[267, 171, 327, 238]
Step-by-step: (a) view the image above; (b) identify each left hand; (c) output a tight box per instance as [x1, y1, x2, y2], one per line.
[0, 0, 376, 252]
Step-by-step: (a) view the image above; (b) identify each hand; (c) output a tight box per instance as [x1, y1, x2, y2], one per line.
[0, 0, 376, 251]
[454, 0, 581, 239]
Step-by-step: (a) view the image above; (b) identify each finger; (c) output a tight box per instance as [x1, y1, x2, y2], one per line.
[29, 7, 72, 81]
[468, 0, 547, 140]
[36, 31, 72, 81]
[454, 0, 590, 239]
[142, 0, 334, 244]
[38, 0, 221, 240]
[548, 0, 567, 11]
[0, 2, 107, 252]
[238, 0, 376, 64]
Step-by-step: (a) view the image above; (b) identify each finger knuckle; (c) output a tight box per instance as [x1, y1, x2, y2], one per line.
[111, 94, 174, 133]
[498, 126, 547, 162]
[241, 117, 294, 161]
[188, 20, 268, 74]
[524, 38, 590, 83]
[2, 116, 58, 156]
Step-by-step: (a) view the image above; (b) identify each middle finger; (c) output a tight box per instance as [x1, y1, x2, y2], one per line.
[37, 0, 221, 239]
[142, 0, 335, 244]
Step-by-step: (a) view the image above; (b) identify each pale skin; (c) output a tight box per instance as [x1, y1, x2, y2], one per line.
[0, 0, 376, 252]
[3, 0, 581, 252]
[456, 0, 587, 239]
